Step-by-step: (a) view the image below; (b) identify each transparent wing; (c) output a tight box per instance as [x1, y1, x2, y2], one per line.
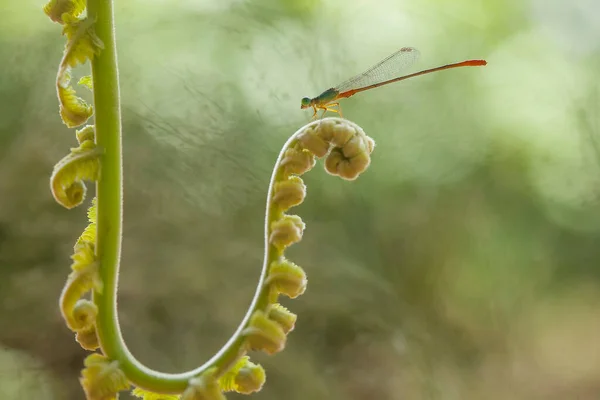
[334, 47, 421, 94]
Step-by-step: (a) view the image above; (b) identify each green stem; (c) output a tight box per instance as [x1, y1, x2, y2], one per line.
[87, 0, 125, 371]
[87, 0, 188, 391]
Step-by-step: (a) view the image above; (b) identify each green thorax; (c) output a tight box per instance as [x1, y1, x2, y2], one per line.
[312, 88, 339, 106]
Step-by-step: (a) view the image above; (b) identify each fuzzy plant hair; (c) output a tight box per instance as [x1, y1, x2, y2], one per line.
[44, 0, 375, 398]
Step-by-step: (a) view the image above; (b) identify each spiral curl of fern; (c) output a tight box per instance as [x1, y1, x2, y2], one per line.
[45, 0, 104, 128]
[50, 126, 101, 209]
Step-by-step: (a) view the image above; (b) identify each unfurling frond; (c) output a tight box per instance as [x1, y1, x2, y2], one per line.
[55, 16, 103, 127]
[269, 215, 305, 250]
[265, 259, 307, 299]
[218, 356, 265, 395]
[242, 310, 287, 355]
[60, 262, 100, 331]
[43, 0, 85, 24]
[80, 354, 130, 400]
[50, 135, 101, 209]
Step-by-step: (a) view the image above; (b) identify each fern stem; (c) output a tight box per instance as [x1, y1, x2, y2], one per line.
[87, 0, 205, 391]
[86, 0, 130, 386]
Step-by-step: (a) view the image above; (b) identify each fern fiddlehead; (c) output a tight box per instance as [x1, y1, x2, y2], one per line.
[44, 0, 376, 398]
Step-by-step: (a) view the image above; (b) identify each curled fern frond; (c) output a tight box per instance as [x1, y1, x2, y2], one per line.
[238, 118, 374, 359]
[55, 16, 103, 127]
[280, 147, 316, 177]
[60, 262, 100, 331]
[272, 176, 306, 211]
[218, 356, 265, 395]
[80, 354, 130, 400]
[43, 0, 85, 24]
[58, 75, 94, 128]
[229, 361, 265, 395]
[269, 215, 305, 250]
[72, 299, 98, 331]
[50, 137, 102, 209]
[265, 258, 307, 299]
[60, 198, 100, 348]
[242, 310, 287, 355]
[324, 140, 373, 180]
[296, 119, 375, 180]
[181, 368, 224, 400]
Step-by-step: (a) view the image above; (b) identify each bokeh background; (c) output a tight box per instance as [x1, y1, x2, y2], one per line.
[1, 0, 600, 398]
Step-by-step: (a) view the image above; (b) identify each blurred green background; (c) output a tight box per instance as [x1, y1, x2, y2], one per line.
[1, 0, 600, 398]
